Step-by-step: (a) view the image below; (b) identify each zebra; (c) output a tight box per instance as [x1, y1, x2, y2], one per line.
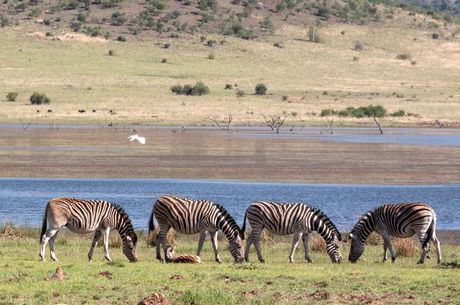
[348, 202, 442, 264]
[148, 195, 244, 263]
[242, 201, 342, 263]
[39, 197, 138, 262]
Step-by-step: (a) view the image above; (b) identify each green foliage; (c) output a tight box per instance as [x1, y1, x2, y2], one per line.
[321, 105, 387, 118]
[6, 92, 18, 102]
[260, 16, 274, 33]
[28, 8, 41, 18]
[148, 0, 166, 10]
[71, 21, 82, 32]
[197, 0, 218, 11]
[117, 35, 126, 42]
[77, 12, 87, 23]
[43, 18, 52, 26]
[390, 109, 405, 117]
[220, 16, 255, 39]
[255, 83, 267, 95]
[111, 11, 126, 25]
[85, 26, 101, 36]
[66, 0, 80, 10]
[308, 26, 321, 43]
[108, 49, 115, 56]
[171, 82, 210, 96]
[0, 13, 9, 27]
[30, 92, 50, 105]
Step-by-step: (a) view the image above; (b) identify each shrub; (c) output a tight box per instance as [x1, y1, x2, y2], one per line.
[206, 39, 216, 47]
[320, 108, 337, 116]
[396, 53, 411, 60]
[224, 84, 232, 89]
[45, 32, 53, 37]
[260, 16, 274, 33]
[6, 92, 18, 102]
[111, 11, 126, 25]
[273, 42, 284, 48]
[108, 49, 115, 56]
[171, 82, 210, 96]
[236, 89, 245, 97]
[117, 35, 126, 42]
[432, 33, 439, 39]
[365, 232, 382, 246]
[43, 18, 52, 26]
[77, 12, 87, 23]
[0, 14, 10, 27]
[394, 238, 416, 257]
[30, 92, 51, 105]
[390, 109, 405, 117]
[197, 0, 218, 11]
[308, 26, 321, 43]
[71, 21, 82, 32]
[354, 41, 364, 51]
[207, 53, 215, 60]
[255, 83, 267, 95]
[85, 26, 101, 37]
[161, 58, 167, 63]
[309, 233, 326, 253]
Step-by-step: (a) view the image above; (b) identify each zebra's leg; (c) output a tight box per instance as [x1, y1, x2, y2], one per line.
[289, 231, 303, 263]
[156, 225, 170, 262]
[382, 233, 396, 262]
[88, 230, 102, 261]
[383, 241, 388, 262]
[39, 228, 59, 262]
[253, 230, 265, 263]
[244, 231, 254, 262]
[302, 233, 313, 263]
[432, 234, 442, 264]
[209, 231, 222, 264]
[196, 230, 207, 257]
[49, 230, 60, 261]
[102, 228, 112, 262]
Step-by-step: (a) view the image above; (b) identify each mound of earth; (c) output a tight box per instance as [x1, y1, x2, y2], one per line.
[138, 293, 169, 305]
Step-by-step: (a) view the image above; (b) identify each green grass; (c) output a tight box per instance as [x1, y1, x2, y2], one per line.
[0, 230, 459, 304]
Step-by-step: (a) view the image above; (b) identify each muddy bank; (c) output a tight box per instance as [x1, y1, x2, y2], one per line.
[0, 127, 459, 184]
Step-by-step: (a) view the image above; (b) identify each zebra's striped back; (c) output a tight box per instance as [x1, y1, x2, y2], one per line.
[244, 201, 342, 262]
[150, 195, 244, 262]
[348, 202, 437, 263]
[43, 197, 137, 262]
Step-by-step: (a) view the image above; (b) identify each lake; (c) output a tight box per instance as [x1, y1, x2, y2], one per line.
[0, 178, 459, 231]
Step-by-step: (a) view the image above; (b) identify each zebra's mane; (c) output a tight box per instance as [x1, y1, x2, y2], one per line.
[351, 210, 375, 236]
[309, 206, 342, 239]
[109, 202, 137, 242]
[214, 203, 244, 239]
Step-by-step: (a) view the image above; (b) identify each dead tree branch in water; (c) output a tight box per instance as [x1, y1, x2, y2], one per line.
[321, 120, 334, 134]
[373, 116, 383, 134]
[212, 115, 233, 131]
[263, 115, 286, 134]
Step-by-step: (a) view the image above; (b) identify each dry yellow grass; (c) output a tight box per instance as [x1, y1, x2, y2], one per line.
[0, 10, 459, 126]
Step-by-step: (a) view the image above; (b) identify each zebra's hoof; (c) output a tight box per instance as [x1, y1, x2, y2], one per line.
[259, 259, 265, 263]
[391, 258, 396, 263]
[306, 259, 313, 263]
[416, 260, 424, 265]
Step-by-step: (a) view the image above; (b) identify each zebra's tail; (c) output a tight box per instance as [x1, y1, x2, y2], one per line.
[422, 215, 435, 249]
[148, 206, 155, 236]
[40, 204, 48, 243]
[241, 211, 247, 235]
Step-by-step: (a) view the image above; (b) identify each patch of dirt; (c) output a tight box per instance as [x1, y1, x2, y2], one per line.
[310, 289, 330, 300]
[244, 289, 260, 298]
[98, 271, 113, 279]
[169, 274, 183, 280]
[27, 31, 107, 43]
[331, 292, 417, 304]
[52, 266, 65, 281]
[138, 293, 170, 305]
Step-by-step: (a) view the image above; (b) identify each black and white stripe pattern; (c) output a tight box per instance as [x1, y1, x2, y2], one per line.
[242, 201, 342, 263]
[348, 202, 442, 264]
[149, 195, 244, 263]
[39, 197, 137, 262]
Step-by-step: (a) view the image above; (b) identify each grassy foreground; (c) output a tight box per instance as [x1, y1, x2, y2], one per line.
[0, 229, 459, 305]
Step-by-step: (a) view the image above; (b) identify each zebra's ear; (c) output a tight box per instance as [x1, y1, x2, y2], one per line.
[126, 236, 132, 242]
[349, 233, 356, 240]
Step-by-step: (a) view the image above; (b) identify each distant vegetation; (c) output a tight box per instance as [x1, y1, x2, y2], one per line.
[6, 92, 18, 102]
[321, 105, 388, 118]
[171, 82, 210, 96]
[30, 92, 51, 105]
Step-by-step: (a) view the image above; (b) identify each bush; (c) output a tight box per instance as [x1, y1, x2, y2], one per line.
[255, 83, 267, 95]
[108, 49, 115, 56]
[111, 11, 126, 25]
[6, 92, 18, 102]
[71, 22, 82, 32]
[390, 109, 405, 117]
[308, 26, 321, 43]
[394, 238, 416, 257]
[171, 82, 210, 96]
[206, 39, 216, 47]
[309, 233, 326, 253]
[43, 18, 52, 26]
[0, 14, 10, 27]
[117, 35, 126, 42]
[236, 89, 245, 97]
[396, 53, 411, 60]
[273, 42, 284, 48]
[432, 33, 439, 39]
[354, 41, 364, 51]
[161, 58, 167, 63]
[320, 108, 337, 116]
[197, 0, 218, 11]
[30, 92, 51, 105]
[207, 53, 215, 60]
[77, 12, 87, 23]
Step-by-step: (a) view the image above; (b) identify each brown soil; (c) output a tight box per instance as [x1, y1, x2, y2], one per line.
[52, 266, 65, 281]
[137, 293, 170, 305]
[1, 127, 459, 185]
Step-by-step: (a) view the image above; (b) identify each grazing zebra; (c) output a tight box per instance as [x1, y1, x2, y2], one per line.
[348, 202, 442, 264]
[39, 197, 138, 262]
[242, 201, 342, 263]
[164, 245, 202, 264]
[148, 195, 244, 263]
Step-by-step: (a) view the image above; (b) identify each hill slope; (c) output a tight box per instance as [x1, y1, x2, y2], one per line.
[0, 0, 459, 127]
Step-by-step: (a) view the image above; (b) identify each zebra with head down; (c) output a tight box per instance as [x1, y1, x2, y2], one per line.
[149, 195, 244, 263]
[242, 201, 342, 263]
[39, 197, 137, 262]
[348, 202, 442, 264]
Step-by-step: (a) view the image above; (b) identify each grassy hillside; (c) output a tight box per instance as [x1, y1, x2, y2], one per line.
[0, 227, 459, 304]
[0, 0, 459, 126]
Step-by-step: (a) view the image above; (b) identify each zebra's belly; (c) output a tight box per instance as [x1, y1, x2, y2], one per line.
[65, 224, 97, 234]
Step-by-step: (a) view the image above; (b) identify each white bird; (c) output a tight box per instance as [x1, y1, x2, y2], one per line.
[128, 134, 146, 144]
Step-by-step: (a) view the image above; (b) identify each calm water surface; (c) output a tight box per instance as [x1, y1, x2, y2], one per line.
[0, 178, 459, 230]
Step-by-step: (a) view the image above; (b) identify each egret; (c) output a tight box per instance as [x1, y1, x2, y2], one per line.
[128, 134, 146, 144]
